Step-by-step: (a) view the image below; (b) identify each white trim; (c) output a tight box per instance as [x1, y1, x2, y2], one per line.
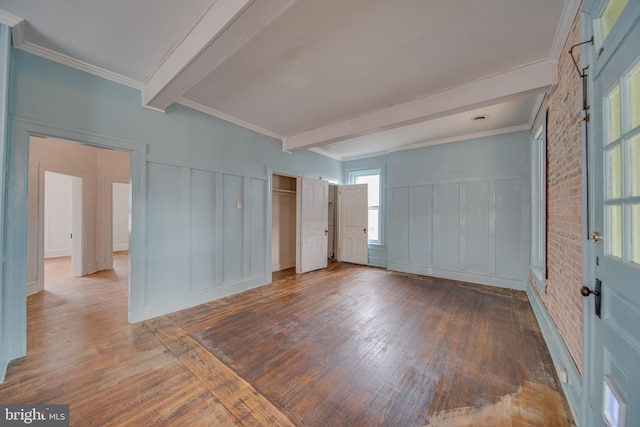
[12, 117, 148, 324]
[142, 0, 254, 108]
[14, 40, 142, 90]
[387, 262, 527, 290]
[176, 98, 283, 139]
[45, 249, 72, 258]
[143, 0, 301, 111]
[283, 60, 557, 152]
[529, 93, 546, 128]
[311, 125, 530, 162]
[26, 281, 40, 297]
[548, 0, 582, 62]
[0, 9, 22, 27]
[388, 125, 530, 154]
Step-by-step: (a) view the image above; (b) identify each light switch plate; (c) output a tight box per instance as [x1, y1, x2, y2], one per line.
[236, 201, 242, 209]
[603, 376, 626, 427]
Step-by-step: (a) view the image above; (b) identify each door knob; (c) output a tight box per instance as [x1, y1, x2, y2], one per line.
[363, 227, 367, 234]
[590, 231, 601, 243]
[325, 229, 329, 236]
[580, 285, 600, 297]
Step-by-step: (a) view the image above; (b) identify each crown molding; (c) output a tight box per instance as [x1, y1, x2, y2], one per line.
[176, 97, 284, 140]
[311, 124, 530, 162]
[548, 0, 582, 62]
[15, 39, 142, 90]
[0, 9, 22, 26]
[389, 124, 530, 154]
[283, 60, 556, 152]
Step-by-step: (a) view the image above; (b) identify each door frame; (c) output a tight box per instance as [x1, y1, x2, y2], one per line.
[581, 1, 640, 425]
[1, 118, 148, 380]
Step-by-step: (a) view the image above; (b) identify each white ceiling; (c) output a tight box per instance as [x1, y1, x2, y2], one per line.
[0, 0, 580, 161]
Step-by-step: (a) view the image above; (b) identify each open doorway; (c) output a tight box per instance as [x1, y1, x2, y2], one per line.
[39, 171, 83, 289]
[27, 136, 131, 304]
[272, 174, 297, 273]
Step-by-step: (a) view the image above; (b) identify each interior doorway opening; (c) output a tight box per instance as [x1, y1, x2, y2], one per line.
[27, 136, 131, 303]
[42, 171, 83, 283]
[272, 174, 298, 273]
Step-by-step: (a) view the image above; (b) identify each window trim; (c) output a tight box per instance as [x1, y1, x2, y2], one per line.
[530, 109, 548, 290]
[347, 168, 383, 246]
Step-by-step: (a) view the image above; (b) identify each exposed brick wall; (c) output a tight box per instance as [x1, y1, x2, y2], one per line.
[531, 10, 584, 373]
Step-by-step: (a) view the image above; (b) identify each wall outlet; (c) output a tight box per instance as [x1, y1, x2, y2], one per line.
[427, 268, 433, 275]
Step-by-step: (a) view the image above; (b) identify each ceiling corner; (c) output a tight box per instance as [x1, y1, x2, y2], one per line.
[143, 0, 300, 112]
[548, 0, 582, 62]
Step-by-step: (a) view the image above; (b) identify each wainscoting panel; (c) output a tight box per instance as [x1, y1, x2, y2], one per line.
[190, 169, 216, 292]
[388, 178, 527, 290]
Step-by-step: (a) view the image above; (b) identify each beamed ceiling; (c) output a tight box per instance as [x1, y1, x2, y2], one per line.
[0, 0, 580, 160]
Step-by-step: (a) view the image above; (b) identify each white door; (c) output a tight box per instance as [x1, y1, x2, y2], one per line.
[297, 178, 328, 273]
[584, 1, 640, 425]
[338, 184, 368, 264]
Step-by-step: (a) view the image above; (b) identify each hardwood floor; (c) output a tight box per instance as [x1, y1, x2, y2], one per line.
[0, 255, 575, 426]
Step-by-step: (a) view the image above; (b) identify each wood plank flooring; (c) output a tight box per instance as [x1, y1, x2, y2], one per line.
[0, 254, 575, 426]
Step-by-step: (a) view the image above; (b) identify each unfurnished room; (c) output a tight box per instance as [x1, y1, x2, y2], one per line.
[0, 0, 639, 426]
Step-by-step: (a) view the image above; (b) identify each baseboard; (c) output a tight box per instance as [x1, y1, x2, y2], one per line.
[526, 281, 582, 426]
[44, 249, 71, 258]
[113, 243, 129, 251]
[0, 360, 7, 383]
[26, 280, 41, 296]
[386, 262, 527, 290]
[368, 258, 387, 268]
[272, 260, 295, 272]
[84, 263, 98, 275]
[141, 275, 267, 321]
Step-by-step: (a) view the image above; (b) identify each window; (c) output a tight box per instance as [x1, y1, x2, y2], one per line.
[348, 169, 382, 244]
[594, 0, 628, 48]
[603, 59, 640, 264]
[530, 111, 547, 288]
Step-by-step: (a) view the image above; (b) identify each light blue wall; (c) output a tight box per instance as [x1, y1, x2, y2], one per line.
[386, 132, 530, 289]
[0, 25, 11, 381]
[2, 50, 343, 373]
[345, 132, 531, 289]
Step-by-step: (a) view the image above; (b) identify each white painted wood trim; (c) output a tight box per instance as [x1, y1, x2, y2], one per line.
[548, 0, 582, 62]
[1, 13, 139, 90]
[386, 262, 527, 291]
[143, 0, 302, 110]
[0, 9, 23, 27]
[176, 98, 283, 139]
[142, 0, 254, 108]
[283, 60, 558, 152]
[26, 280, 41, 297]
[45, 249, 71, 258]
[15, 40, 142, 90]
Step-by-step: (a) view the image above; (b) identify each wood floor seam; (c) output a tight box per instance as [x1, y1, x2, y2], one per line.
[145, 316, 296, 427]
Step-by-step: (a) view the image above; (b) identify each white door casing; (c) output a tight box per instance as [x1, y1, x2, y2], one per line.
[297, 177, 328, 273]
[338, 184, 369, 265]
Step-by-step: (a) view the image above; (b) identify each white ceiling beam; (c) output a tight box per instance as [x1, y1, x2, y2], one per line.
[143, 0, 298, 112]
[283, 60, 558, 152]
